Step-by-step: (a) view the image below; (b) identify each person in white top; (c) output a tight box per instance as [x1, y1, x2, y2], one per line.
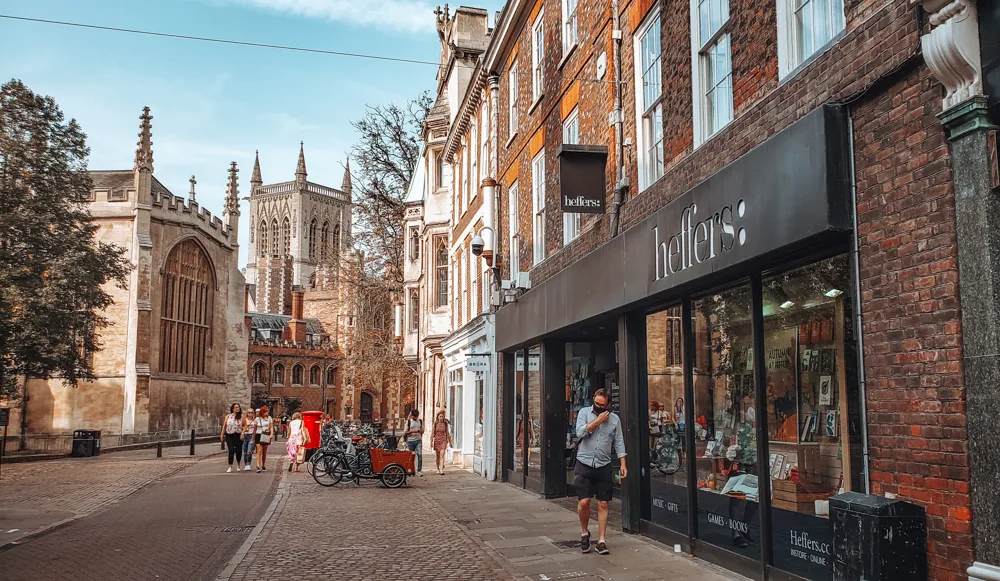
[285, 411, 309, 472]
[220, 403, 244, 473]
[242, 407, 257, 471]
[253, 406, 275, 473]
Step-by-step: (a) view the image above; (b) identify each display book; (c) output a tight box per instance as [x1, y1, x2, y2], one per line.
[565, 358, 591, 448]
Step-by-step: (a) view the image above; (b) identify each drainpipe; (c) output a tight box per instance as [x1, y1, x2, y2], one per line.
[608, 0, 628, 237]
[846, 113, 870, 493]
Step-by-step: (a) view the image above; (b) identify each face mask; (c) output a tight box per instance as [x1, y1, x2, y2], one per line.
[593, 404, 608, 414]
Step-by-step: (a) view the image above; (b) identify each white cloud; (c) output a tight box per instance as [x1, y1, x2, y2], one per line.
[232, 0, 437, 34]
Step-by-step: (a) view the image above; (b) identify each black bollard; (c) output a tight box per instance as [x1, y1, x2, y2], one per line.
[190, 429, 195, 456]
[156, 441, 162, 458]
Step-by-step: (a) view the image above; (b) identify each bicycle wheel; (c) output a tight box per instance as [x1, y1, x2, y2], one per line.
[661, 448, 681, 475]
[380, 463, 407, 488]
[312, 454, 344, 487]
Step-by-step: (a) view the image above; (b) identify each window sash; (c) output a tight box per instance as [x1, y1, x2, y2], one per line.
[563, 110, 580, 145]
[532, 154, 546, 264]
[640, 19, 662, 111]
[794, 0, 843, 63]
[532, 13, 545, 101]
[563, 0, 578, 52]
[642, 103, 665, 185]
[702, 34, 733, 135]
[509, 63, 519, 135]
[509, 184, 520, 279]
[563, 212, 581, 244]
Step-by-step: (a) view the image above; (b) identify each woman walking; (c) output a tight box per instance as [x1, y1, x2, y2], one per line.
[432, 409, 453, 475]
[220, 403, 244, 473]
[285, 411, 309, 472]
[253, 406, 275, 473]
[242, 407, 257, 471]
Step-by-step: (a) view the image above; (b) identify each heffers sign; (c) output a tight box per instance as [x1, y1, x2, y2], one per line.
[558, 144, 608, 214]
[653, 199, 748, 281]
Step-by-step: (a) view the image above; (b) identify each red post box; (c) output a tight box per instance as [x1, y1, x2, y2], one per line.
[302, 411, 323, 450]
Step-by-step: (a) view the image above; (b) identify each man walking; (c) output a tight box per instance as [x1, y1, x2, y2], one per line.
[574, 388, 627, 555]
[403, 408, 425, 476]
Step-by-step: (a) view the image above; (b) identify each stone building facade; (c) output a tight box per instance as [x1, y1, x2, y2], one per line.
[24, 107, 249, 436]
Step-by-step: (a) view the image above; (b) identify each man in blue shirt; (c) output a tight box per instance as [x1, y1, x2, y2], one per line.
[574, 388, 627, 555]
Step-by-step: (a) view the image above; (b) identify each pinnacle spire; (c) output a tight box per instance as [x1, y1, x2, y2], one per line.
[225, 161, 240, 218]
[341, 157, 352, 193]
[188, 175, 197, 204]
[295, 142, 307, 182]
[134, 106, 154, 173]
[251, 150, 262, 187]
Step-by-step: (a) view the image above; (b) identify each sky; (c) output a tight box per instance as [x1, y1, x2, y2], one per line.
[0, 0, 504, 267]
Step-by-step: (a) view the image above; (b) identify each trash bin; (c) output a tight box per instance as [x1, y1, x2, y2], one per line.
[830, 492, 926, 581]
[301, 411, 323, 450]
[71, 429, 102, 457]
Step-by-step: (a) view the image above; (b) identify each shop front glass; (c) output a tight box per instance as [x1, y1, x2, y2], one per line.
[526, 345, 542, 481]
[692, 284, 761, 561]
[763, 255, 851, 580]
[566, 343, 594, 487]
[514, 350, 525, 477]
[474, 371, 484, 459]
[645, 305, 689, 534]
[448, 369, 463, 451]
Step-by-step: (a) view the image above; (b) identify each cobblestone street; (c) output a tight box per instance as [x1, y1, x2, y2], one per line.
[223, 458, 749, 581]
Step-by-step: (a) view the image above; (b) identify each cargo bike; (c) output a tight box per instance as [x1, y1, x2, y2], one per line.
[310, 423, 415, 488]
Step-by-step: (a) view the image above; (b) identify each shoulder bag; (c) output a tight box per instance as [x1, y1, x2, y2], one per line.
[258, 418, 272, 444]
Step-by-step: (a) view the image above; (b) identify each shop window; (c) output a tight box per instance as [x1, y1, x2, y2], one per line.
[514, 349, 526, 476]
[526, 345, 542, 481]
[645, 306, 689, 534]
[474, 371, 484, 459]
[449, 369, 464, 451]
[764, 254, 853, 579]
[692, 284, 760, 560]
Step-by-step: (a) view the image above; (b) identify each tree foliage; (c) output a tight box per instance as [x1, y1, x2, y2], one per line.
[0, 79, 130, 393]
[348, 93, 431, 285]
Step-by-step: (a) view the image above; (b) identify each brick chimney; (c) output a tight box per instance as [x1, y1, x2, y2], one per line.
[286, 287, 307, 344]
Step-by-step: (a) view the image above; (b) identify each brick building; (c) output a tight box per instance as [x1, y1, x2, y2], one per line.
[429, 0, 1000, 581]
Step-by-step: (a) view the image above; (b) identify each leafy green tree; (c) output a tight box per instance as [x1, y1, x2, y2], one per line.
[0, 79, 130, 400]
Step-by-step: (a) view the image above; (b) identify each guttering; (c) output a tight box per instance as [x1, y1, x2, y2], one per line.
[442, 58, 488, 163]
[484, 0, 531, 74]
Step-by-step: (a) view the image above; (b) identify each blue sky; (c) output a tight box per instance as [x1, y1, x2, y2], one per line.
[0, 0, 503, 267]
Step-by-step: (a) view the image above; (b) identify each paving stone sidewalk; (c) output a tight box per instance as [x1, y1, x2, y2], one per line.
[226, 459, 749, 581]
[0, 442, 223, 547]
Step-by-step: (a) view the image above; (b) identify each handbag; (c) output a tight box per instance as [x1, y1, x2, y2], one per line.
[295, 447, 306, 463]
[301, 427, 311, 445]
[258, 419, 271, 444]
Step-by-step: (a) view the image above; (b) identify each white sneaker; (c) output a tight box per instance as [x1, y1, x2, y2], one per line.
[227, 467, 232, 473]
[244, 465, 251, 471]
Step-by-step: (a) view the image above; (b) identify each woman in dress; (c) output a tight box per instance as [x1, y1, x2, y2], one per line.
[431, 409, 453, 475]
[220, 403, 244, 473]
[254, 406, 275, 473]
[285, 411, 307, 472]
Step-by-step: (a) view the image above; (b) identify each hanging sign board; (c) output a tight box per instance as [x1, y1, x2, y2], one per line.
[559, 144, 609, 214]
[466, 358, 490, 371]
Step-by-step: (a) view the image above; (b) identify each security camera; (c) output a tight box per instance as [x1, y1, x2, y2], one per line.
[471, 235, 485, 257]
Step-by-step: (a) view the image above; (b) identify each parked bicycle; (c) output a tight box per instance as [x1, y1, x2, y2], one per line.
[650, 425, 683, 475]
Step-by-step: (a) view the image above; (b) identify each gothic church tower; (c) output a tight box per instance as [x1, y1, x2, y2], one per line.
[245, 145, 353, 315]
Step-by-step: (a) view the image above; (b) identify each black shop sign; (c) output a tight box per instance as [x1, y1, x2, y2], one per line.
[558, 144, 608, 214]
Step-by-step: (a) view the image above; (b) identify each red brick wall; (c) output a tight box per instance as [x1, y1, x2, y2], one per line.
[489, 0, 972, 578]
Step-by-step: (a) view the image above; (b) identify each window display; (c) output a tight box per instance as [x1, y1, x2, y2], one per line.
[514, 350, 525, 476]
[566, 343, 593, 486]
[764, 255, 853, 581]
[526, 345, 542, 480]
[474, 372, 484, 459]
[692, 284, 761, 560]
[645, 306, 688, 533]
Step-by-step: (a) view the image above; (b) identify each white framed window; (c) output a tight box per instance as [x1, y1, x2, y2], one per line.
[468, 246, 477, 315]
[562, 0, 578, 55]
[532, 151, 546, 265]
[509, 62, 519, 138]
[532, 11, 545, 103]
[462, 143, 470, 210]
[691, 0, 733, 145]
[634, 11, 664, 190]
[470, 127, 478, 200]
[508, 182, 520, 282]
[480, 106, 489, 182]
[777, 0, 845, 77]
[562, 109, 581, 245]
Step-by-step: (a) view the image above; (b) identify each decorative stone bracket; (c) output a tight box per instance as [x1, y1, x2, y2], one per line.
[918, 0, 983, 111]
[970, 562, 1000, 581]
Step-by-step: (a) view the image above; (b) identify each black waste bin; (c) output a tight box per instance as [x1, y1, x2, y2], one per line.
[830, 492, 926, 581]
[71, 429, 102, 457]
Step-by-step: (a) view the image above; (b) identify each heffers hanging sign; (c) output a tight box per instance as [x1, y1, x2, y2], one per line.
[558, 144, 608, 214]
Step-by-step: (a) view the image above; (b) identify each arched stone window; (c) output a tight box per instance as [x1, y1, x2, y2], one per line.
[321, 221, 330, 262]
[326, 365, 336, 385]
[332, 224, 341, 264]
[258, 221, 268, 257]
[308, 219, 317, 259]
[252, 361, 266, 384]
[160, 239, 213, 376]
[270, 219, 279, 256]
[281, 216, 290, 255]
[272, 363, 285, 386]
[292, 363, 304, 386]
[309, 365, 320, 385]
